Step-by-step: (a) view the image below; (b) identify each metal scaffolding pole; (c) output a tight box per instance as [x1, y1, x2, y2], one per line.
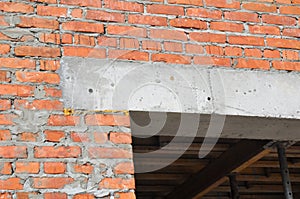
[277, 143, 294, 199]
[229, 173, 240, 199]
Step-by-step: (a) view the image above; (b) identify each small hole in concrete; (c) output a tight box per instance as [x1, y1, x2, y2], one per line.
[88, 88, 93, 93]
[207, 97, 211, 101]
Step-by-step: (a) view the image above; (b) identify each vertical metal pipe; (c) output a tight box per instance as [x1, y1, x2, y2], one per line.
[229, 173, 240, 199]
[277, 143, 293, 199]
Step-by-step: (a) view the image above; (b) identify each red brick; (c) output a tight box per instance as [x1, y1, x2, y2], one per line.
[37, 5, 67, 17]
[44, 130, 65, 142]
[0, 71, 10, 82]
[273, 61, 300, 71]
[142, 40, 162, 51]
[86, 10, 125, 22]
[186, 8, 222, 19]
[120, 38, 139, 49]
[71, 9, 83, 18]
[114, 193, 136, 199]
[44, 193, 67, 199]
[114, 162, 134, 174]
[0, 15, 8, 26]
[170, 18, 207, 29]
[39, 33, 60, 44]
[88, 147, 132, 159]
[40, 60, 60, 71]
[128, 14, 167, 26]
[267, 38, 300, 50]
[74, 163, 93, 174]
[16, 162, 39, 173]
[14, 100, 63, 111]
[190, 32, 226, 43]
[16, 71, 60, 84]
[73, 194, 95, 199]
[62, 34, 73, 44]
[264, 50, 281, 58]
[0, 114, 17, 125]
[17, 16, 59, 29]
[0, 100, 11, 110]
[85, 114, 130, 126]
[244, 49, 262, 58]
[110, 132, 132, 144]
[249, 25, 280, 35]
[18, 132, 38, 142]
[104, 0, 143, 12]
[206, 46, 224, 55]
[147, 4, 184, 15]
[33, 178, 74, 189]
[48, 115, 80, 126]
[224, 47, 243, 56]
[228, 36, 265, 46]
[71, 132, 90, 142]
[282, 50, 299, 60]
[164, 42, 183, 52]
[44, 87, 62, 98]
[0, 44, 10, 54]
[206, 0, 240, 9]
[210, 21, 244, 32]
[283, 28, 300, 37]
[0, 178, 23, 190]
[0, 130, 11, 141]
[194, 56, 231, 67]
[0, 146, 27, 158]
[262, 15, 296, 25]
[0, 58, 35, 69]
[99, 178, 135, 189]
[108, 50, 149, 61]
[243, 3, 277, 12]
[0, 162, 12, 174]
[16, 192, 38, 199]
[93, 132, 108, 144]
[224, 11, 259, 22]
[34, 146, 81, 158]
[236, 58, 270, 70]
[74, 35, 95, 46]
[97, 36, 118, 47]
[185, 44, 204, 54]
[152, 54, 191, 64]
[15, 46, 60, 58]
[73, 194, 94, 199]
[0, 2, 34, 13]
[0, 193, 12, 199]
[64, 47, 106, 58]
[150, 29, 187, 41]
[62, 21, 104, 33]
[107, 26, 146, 37]
[168, 0, 203, 5]
[61, 0, 101, 7]
[0, 85, 34, 97]
[44, 162, 66, 174]
[280, 6, 300, 15]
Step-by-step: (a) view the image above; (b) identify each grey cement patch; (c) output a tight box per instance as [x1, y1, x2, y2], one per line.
[60, 57, 300, 120]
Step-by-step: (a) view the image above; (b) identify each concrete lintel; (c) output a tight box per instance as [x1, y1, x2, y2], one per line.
[60, 57, 300, 120]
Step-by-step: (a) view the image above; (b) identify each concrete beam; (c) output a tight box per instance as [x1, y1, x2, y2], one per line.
[60, 57, 300, 120]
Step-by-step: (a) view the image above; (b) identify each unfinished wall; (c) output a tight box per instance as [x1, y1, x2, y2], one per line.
[0, 0, 299, 198]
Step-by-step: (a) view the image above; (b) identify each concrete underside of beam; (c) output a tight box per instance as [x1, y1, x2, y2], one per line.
[60, 57, 300, 140]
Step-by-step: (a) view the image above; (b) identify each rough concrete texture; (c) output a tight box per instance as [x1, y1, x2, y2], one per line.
[61, 57, 300, 119]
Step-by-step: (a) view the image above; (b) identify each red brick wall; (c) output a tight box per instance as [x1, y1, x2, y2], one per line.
[0, 0, 299, 198]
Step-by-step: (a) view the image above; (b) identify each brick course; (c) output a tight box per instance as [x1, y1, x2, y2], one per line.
[0, 0, 299, 198]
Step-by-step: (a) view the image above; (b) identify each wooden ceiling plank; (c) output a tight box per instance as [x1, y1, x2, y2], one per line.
[165, 140, 271, 199]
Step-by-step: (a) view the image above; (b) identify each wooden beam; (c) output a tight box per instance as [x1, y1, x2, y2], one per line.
[165, 140, 271, 199]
